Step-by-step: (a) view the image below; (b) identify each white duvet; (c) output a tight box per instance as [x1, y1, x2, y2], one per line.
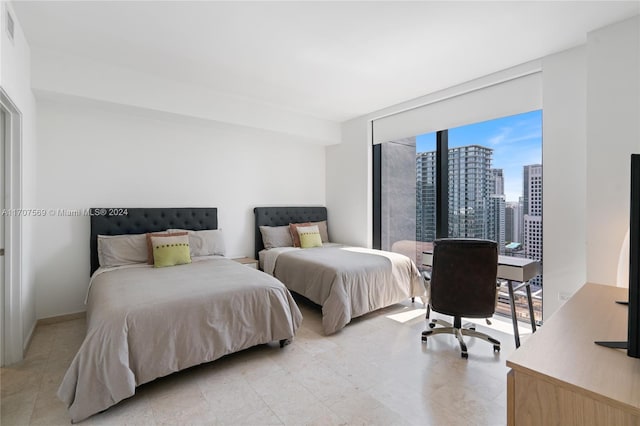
[261, 245, 425, 334]
[58, 257, 302, 423]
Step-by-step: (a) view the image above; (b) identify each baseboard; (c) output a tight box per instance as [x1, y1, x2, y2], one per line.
[22, 320, 37, 354]
[19, 312, 86, 358]
[37, 311, 86, 326]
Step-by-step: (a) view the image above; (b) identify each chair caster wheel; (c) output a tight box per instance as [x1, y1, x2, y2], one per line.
[493, 345, 500, 352]
[461, 352, 468, 359]
[429, 322, 436, 328]
[421, 335, 427, 342]
[469, 326, 476, 331]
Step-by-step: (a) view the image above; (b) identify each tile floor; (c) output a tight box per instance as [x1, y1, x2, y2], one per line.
[1, 298, 517, 425]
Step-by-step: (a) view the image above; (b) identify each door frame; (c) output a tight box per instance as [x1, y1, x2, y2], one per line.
[1, 88, 23, 366]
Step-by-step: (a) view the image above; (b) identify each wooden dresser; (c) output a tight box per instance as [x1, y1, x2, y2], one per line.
[506, 283, 640, 425]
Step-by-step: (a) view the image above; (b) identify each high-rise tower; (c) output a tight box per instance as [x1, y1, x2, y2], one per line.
[491, 168, 504, 196]
[416, 151, 437, 243]
[416, 145, 494, 241]
[523, 164, 543, 285]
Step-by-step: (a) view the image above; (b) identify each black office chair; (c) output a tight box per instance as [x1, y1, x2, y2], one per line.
[421, 238, 500, 358]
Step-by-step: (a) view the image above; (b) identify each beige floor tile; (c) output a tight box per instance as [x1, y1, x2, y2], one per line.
[216, 405, 283, 426]
[23, 333, 54, 360]
[37, 369, 68, 397]
[1, 390, 38, 426]
[287, 324, 341, 356]
[326, 392, 410, 426]
[28, 393, 72, 426]
[368, 378, 441, 423]
[250, 371, 317, 408]
[0, 364, 44, 398]
[1, 303, 516, 426]
[144, 371, 203, 403]
[83, 394, 156, 426]
[200, 376, 268, 418]
[427, 376, 505, 425]
[269, 399, 339, 426]
[150, 390, 217, 425]
[313, 350, 391, 391]
[288, 360, 360, 406]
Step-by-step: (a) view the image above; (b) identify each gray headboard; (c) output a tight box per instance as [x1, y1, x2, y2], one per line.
[253, 206, 327, 259]
[90, 207, 218, 275]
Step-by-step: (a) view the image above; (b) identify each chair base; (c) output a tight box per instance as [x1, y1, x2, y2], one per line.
[421, 318, 500, 358]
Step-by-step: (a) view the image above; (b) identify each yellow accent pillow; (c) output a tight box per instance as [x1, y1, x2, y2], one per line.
[151, 234, 192, 267]
[297, 225, 323, 249]
[145, 231, 189, 264]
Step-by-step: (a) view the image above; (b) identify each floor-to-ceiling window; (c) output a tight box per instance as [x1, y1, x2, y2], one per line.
[374, 109, 543, 324]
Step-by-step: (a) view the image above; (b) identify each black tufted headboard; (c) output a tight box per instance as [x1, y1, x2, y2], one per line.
[90, 207, 218, 275]
[253, 206, 327, 259]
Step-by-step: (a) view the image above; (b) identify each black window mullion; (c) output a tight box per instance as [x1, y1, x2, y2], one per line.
[372, 131, 382, 249]
[436, 130, 449, 238]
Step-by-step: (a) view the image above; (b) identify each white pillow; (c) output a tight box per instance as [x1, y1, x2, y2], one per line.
[97, 233, 148, 267]
[259, 225, 293, 249]
[166, 229, 226, 257]
[309, 220, 329, 243]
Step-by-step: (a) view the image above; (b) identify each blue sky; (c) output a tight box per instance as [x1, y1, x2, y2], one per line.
[416, 109, 542, 202]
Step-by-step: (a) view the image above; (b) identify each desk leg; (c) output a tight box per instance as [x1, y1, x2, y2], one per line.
[525, 284, 537, 333]
[507, 280, 521, 348]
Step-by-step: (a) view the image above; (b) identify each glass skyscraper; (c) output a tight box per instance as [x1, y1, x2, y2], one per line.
[416, 150, 436, 243]
[416, 145, 503, 245]
[523, 164, 543, 286]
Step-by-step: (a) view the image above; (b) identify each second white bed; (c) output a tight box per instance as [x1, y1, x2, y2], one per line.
[260, 244, 424, 335]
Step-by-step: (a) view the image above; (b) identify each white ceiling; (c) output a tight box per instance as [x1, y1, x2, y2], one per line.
[12, 1, 640, 123]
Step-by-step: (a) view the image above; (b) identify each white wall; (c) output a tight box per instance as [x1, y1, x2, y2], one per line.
[586, 15, 640, 286]
[328, 15, 640, 320]
[326, 116, 371, 248]
[0, 0, 37, 359]
[31, 48, 340, 146]
[541, 45, 587, 317]
[35, 97, 326, 318]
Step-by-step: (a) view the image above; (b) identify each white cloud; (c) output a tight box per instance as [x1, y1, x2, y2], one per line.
[488, 116, 541, 146]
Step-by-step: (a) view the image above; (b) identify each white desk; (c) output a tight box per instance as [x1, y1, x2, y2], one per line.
[422, 252, 541, 347]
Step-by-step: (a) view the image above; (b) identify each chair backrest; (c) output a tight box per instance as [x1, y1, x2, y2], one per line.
[430, 238, 498, 318]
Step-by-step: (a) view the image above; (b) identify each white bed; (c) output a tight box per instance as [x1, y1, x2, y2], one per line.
[58, 208, 302, 423]
[254, 207, 425, 335]
[260, 244, 424, 334]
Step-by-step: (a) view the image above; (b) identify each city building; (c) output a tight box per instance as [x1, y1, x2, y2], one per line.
[523, 164, 543, 285]
[491, 168, 504, 196]
[416, 150, 437, 243]
[505, 201, 521, 243]
[416, 145, 494, 241]
[517, 196, 525, 244]
[448, 145, 493, 238]
[488, 195, 506, 254]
